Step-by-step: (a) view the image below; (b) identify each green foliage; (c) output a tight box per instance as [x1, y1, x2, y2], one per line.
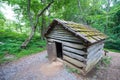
[96, 56, 112, 69]
[0, 29, 46, 63]
[0, 0, 120, 57]
[101, 56, 112, 67]
[66, 66, 80, 74]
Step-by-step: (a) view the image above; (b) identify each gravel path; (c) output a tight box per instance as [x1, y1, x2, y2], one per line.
[0, 51, 78, 80]
[0, 51, 120, 80]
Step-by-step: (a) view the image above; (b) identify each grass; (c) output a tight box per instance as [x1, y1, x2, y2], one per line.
[0, 30, 46, 64]
[65, 65, 80, 74]
[104, 48, 120, 53]
[96, 56, 112, 70]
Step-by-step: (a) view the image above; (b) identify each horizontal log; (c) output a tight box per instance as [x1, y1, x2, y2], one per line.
[63, 60, 85, 74]
[48, 29, 72, 35]
[48, 32, 77, 39]
[50, 26, 74, 36]
[48, 33, 81, 41]
[47, 38, 86, 47]
[53, 29, 74, 34]
[63, 43, 85, 49]
[63, 46, 86, 55]
[63, 50, 86, 61]
[86, 49, 103, 73]
[87, 42, 104, 52]
[47, 36, 82, 44]
[63, 55, 86, 68]
[87, 49, 104, 63]
[87, 44, 104, 59]
[48, 25, 86, 43]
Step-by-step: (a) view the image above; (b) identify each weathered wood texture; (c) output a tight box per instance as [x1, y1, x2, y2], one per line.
[46, 25, 105, 75]
[48, 38, 85, 49]
[63, 55, 86, 68]
[85, 42, 104, 73]
[63, 50, 86, 62]
[47, 42, 57, 61]
[87, 41, 104, 52]
[46, 25, 84, 44]
[63, 46, 86, 55]
[63, 60, 85, 74]
[87, 43, 104, 59]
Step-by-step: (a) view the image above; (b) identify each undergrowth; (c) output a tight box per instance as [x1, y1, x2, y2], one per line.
[0, 30, 46, 63]
[96, 56, 112, 69]
[65, 65, 80, 74]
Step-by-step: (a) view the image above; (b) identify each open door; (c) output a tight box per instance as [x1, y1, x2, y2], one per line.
[55, 42, 63, 59]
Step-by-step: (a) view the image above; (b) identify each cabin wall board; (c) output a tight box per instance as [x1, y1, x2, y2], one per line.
[86, 48, 104, 72]
[63, 55, 86, 68]
[63, 50, 86, 62]
[48, 38, 85, 49]
[87, 43, 104, 59]
[63, 60, 84, 74]
[63, 46, 86, 55]
[47, 25, 85, 44]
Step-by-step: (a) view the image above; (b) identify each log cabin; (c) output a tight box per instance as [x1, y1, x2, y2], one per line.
[44, 19, 107, 74]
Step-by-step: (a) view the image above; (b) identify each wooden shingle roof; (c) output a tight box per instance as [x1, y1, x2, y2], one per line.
[45, 19, 107, 44]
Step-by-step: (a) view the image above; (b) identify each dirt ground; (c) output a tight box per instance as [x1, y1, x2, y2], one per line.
[0, 51, 120, 80]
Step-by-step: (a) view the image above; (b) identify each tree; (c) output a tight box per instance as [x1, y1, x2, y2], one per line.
[21, 0, 54, 48]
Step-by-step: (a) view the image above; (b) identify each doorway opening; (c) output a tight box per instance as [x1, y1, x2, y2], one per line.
[55, 42, 63, 59]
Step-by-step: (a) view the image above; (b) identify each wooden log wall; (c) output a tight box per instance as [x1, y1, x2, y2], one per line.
[85, 42, 104, 73]
[46, 25, 84, 44]
[47, 25, 88, 70]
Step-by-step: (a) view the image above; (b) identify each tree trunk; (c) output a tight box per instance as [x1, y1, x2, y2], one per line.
[104, 0, 110, 33]
[41, 14, 46, 40]
[21, 1, 54, 49]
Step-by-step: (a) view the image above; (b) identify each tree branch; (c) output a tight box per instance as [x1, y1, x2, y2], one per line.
[27, 0, 33, 27]
[35, 0, 54, 27]
[37, 1, 54, 17]
[21, 1, 54, 48]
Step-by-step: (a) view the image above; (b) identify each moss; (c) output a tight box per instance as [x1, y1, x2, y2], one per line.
[65, 22, 106, 42]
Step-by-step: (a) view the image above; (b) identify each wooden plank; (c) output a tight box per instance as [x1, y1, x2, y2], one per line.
[79, 32, 97, 43]
[63, 43, 85, 49]
[50, 31, 71, 35]
[85, 33, 104, 37]
[87, 44, 104, 59]
[63, 50, 86, 61]
[48, 32, 80, 40]
[63, 55, 86, 68]
[47, 27, 82, 42]
[47, 36, 82, 44]
[91, 36, 101, 41]
[48, 38, 86, 47]
[48, 32, 76, 38]
[88, 49, 104, 62]
[87, 42, 103, 52]
[49, 29, 72, 35]
[63, 60, 85, 74]
[86, 49, 103, 73]
[49, 25, 76, 37]
[63, 46, 86, 55]
[47, 42, 57, 61]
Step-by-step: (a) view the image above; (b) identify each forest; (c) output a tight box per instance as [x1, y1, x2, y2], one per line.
[0, 0, 120, 63]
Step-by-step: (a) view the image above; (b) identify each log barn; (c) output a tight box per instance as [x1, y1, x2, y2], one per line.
[44, 19, 107, 74]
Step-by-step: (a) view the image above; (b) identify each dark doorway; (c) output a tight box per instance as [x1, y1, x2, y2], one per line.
[55, 42, 63, 59]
